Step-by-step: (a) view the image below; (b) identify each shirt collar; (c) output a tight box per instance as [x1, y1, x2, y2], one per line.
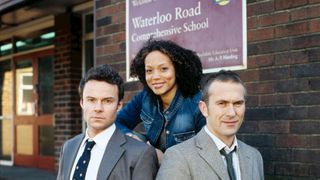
[82, 123, 116, 150]
[204, 126, 238, 153]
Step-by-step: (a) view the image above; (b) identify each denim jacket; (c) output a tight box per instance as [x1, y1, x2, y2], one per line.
[116, 89, 206, 151]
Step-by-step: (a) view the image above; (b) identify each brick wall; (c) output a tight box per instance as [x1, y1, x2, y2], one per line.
[95, 0, 320, 179]
[95, 0, 143, 102]
[240, 0, 320, 179]
[54, 13, 83, 169]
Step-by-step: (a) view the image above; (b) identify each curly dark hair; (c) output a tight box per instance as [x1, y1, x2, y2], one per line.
[79, 64, 124, 101]
[130, 39, 203, 98]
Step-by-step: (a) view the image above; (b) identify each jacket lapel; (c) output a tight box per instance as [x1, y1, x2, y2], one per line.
[238, 141, 252, 180]
[196, 129, 230, 180]
[97, 129, 125, 180]
[65, 134, 84, 180]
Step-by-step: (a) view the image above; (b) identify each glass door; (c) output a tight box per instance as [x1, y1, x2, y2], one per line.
[0, 59, 13, 165]
[14, 59, 34, 160]
[13, 49, 54, 170]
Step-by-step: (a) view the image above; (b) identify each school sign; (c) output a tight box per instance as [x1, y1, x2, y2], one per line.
[126, 0, 247, 80]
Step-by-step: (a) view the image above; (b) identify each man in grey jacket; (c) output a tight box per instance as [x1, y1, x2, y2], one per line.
[157, 70, 264, 180]
[57, 64, 158, 180]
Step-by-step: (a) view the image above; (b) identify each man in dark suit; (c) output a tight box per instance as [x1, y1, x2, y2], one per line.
[57, 64, 158, 180]
[157, 70, 264, 180]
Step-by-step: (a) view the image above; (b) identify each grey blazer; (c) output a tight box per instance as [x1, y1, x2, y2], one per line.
[156, 128, 264, 180]
[57, 128, 158, 180]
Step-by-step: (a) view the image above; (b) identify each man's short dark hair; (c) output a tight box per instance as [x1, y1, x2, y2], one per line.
[201, 70, 246, 104]
[79, 64, 124, 101]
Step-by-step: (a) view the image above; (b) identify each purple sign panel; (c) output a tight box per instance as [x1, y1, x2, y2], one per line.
[126, 0, 247, 81]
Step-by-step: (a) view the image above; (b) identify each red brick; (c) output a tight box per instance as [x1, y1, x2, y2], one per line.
[291, 121, 320, 134]
[294, 62, 320, 77]
[275, 79, 309, 92]
[293, 149, 320, 163]
[245, 107, 275, 121]
[309, 19, 320, 33]
[119, 22, 126, 31]
[309, 0, 320, 4]
[276, 134, 320, 148]
[307, 4, 320, 16]
[96, 46, 104, 55]
[113, 32, 125, 43]
[248, 39, 290, 55]
[264, 163, 275, 176]
[237, 69, 259, 82]
[111, 12, 125, 24]
[276, 135, 309, 148]
[275, 0, 308, 10]
[259, 12, 290, 27]
[248, 54, 274, 68]
[247, 16, 258, 29]
[292, 92, 320, 105]
[245, 95, 259, 106]
[275, 22, 309, 38]
[309, 135, 320, 148]
[260, 94, 290, 106]
[96, 53, 126, 64]
[240, 134, 275, 147]
[259, 121, 290, 133]
[291, 5, 320, 21]
[246, 82, 274, 94]
[274, 51, 309, 66]
[260, 148, 292, 162]
[291, 34, 320, 50]
[275, 163, 309, 176]
[96, 44, 121, 56]
[239, 121, 258, 133]
[248, 27, 274, 42]
[308, 106, 320, 119]
[310, 78, 320, 90]
[96, 0, 112, 9]
[310, 165, 320, 177]
[96, 4, 120, 19]
[290, 7, 308, 21]
[96, 27, 104, 37]
[259, 67, 290, 81]
[103, 24, 121, 34]
[96, 36, 112, 46]
[119, 1, 126, 11]
[247, 1, 275, 17]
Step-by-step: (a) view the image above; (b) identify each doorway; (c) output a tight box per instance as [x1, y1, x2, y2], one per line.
[13, 49, 54, 170]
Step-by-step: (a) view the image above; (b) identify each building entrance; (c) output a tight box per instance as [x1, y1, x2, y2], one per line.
[13, 49, 54, 170]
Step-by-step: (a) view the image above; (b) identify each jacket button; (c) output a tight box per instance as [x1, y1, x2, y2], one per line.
[166, 130, 170, 135]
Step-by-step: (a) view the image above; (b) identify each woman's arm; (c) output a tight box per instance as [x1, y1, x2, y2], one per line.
[115, 91, 145, 134]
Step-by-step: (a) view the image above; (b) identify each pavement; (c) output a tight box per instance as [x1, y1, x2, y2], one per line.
[0, 165, 56, 180]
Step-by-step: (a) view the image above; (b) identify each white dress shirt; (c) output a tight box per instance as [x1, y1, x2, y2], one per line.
[205, 126, 242, 180]
[70, 124, 116, 180]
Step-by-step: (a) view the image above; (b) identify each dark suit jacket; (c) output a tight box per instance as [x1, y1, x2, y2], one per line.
[156, 128, 264, 180]
[57, 128, 158, 180]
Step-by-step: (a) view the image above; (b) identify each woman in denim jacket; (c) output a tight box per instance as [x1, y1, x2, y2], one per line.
[116, 39, 206, 155]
